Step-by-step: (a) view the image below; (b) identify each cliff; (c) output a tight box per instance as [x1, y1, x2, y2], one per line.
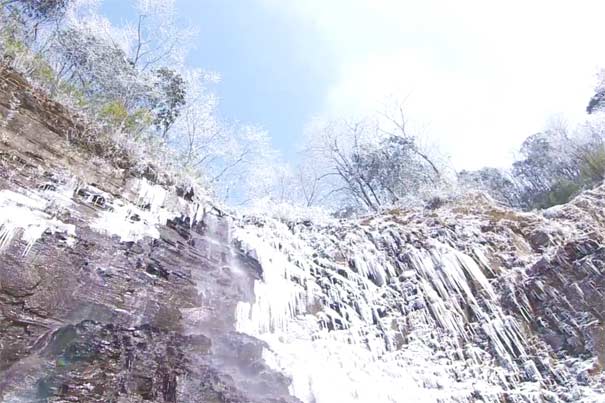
[0, 67, 298, 402]
[1, 68, 605, 402]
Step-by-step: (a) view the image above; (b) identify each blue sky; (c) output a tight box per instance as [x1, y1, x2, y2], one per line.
[186, 0, 336, 156]
[103, 0, 336, 159]
[101, 0, 605, 170]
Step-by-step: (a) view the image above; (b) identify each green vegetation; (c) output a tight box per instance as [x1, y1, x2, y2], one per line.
[99, 101, 129, 126]
[541, 180, 582, 208]
[540, 146, 605, 208]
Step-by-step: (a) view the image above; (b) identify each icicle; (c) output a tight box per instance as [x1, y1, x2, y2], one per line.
[90, 178, 212, 242]
[134, 178, 167, 212]
[0, 190, 75, 255]
[233, 208, 599, 403]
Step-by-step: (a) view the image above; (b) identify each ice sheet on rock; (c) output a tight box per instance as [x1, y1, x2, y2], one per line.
[130, 178, 209, 226]
[235, 221, 312, 334]
[91, 200, 162, 242]
[91, 178, 209, 242]
[0, 190, 76, 255]
[38, 175, 79, 209]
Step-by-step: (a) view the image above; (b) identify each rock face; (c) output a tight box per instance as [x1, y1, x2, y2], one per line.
[0, 68, 298, 403]
[2, 68, 605, 402]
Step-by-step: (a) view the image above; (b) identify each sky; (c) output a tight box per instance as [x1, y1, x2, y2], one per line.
[104, 0, 605, 170]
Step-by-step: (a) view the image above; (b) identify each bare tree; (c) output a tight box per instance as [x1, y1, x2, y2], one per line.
[125, 0, 195, 71]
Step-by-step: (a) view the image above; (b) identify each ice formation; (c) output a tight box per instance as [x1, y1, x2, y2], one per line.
[1, 146, 603, 401]
[0, 175, 209, 253]
[234, 207, 602, 402]
[0, 189, 75, 255]
[91, 178, 207, 242]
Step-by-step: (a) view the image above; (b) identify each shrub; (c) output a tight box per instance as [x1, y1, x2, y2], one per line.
[542, 179, 582, 208]
[580, 146, 605, 184]
[100, 101, 129, 126]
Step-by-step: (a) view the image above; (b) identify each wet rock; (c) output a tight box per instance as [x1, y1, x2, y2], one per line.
[0, 69, 300, 403]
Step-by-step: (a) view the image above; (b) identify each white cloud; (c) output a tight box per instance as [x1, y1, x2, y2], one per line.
[259, 0, 605, 169]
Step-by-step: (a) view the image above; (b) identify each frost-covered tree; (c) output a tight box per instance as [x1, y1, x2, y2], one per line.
[587, 70, 605, 114]
[151, 68, 186, 138]
[37, 0, 192, 136]
[491, 116, 605, 210]
[457, 114, 605, 211]
[55, 0, 195, 138]
[301, 106, 445, 211]
[52, 28, 146, 103]
[125, 0, 195, 70]
[458, 168, 522, 207]
[206, 124, 281, 204]
[511, 129, 581, 208]
[294, 162, 328, 208]
[349, 135, 441, 207]
[2, 0, 70, 23]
